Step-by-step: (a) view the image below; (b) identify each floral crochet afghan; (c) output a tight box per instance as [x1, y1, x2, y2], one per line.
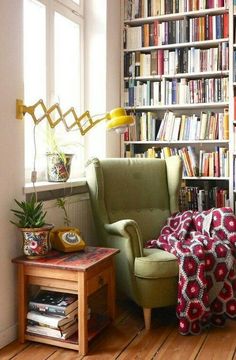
[145, 207, 236, 335]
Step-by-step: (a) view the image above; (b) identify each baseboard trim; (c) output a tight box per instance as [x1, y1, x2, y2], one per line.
[0, 324, 17, 349]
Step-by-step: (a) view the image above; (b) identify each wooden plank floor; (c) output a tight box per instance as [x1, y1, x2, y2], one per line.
[1, 300, 236, 360]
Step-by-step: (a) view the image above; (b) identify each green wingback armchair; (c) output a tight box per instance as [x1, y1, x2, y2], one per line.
[86, 156, 182, 329]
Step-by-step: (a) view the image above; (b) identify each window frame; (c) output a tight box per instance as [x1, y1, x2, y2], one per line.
[56, 0, 84, 16]
[48, 0, 84, 107]
[24, 0, 84, 184]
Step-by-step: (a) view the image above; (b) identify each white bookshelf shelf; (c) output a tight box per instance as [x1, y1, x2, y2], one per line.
[124, 140, 229, 145]
[183, 177, 230, 180]
[125, 103, 229, 111]
[124, 38, 229, 52]
[124, 71, 229, 81]
[124, 7, 228, 25]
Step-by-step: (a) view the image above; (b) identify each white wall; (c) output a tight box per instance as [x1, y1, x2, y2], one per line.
[0, 0, 25, 348]
[0, 0, 121, 349]
[84, 0, 121, 160]
[106, 0, 122, 157]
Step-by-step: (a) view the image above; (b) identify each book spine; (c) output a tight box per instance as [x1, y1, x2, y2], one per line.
[223, 108, 229, 140]
[28, 303, 67, 316]
[223, 13, 229, 38]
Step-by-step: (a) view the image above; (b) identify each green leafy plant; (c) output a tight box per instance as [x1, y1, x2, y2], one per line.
[46, 126, 83, 155]
[56, 197, 71, 227]
[46, 126, 60, 152]
[46, 128, 65, 161]
[10, 195, 47, 228]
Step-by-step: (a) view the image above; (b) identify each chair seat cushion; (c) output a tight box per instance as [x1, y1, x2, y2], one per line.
[134, 248, 178, 279]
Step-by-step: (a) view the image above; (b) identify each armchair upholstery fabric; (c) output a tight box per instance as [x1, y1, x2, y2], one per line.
[86, 156, 182, 326]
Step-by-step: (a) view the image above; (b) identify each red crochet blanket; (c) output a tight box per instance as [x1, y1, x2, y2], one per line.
[145, 207, 236, 335]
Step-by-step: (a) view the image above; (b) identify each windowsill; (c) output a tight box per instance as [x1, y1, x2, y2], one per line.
[24, 177, 87, 194]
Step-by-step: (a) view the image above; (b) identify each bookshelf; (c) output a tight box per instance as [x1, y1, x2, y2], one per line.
[121, 0, 235, 212]
[232, 0, 236, 212]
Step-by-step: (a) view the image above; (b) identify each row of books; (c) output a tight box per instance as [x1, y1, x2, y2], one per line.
[234, 23, 236, 43]
[124, 110, 229, 142]
[156, 110, 229, 141]
[26, 290, 80, 340]
[233, 157, 236, 189]
[124, 44, 229, 78]
[125, 111, 160, 141]
[234, 96, 236, 122]
[125, 77, 229, 107]
[189, 14, 228, 42]
[124, 14, 228, 49]
[165, 77, 228, 105]
[125, 79, 164, 107]
[124, 0, 228, 20]
[125, 146, 229, 178]
[234, 125, 236, 151]
[179, 185, 229, 211]
[233, 50, 236, 82]
[163, 146, 229, 177]
[190, 147, 229, 177]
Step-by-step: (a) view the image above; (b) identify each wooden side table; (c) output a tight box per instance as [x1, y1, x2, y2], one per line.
[12, 246, 119, 355]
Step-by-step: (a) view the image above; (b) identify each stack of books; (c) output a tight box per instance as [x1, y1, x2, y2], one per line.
[26, 290, 79, 340]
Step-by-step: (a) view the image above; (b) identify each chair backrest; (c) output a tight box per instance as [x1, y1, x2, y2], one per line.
[86, 156, 182, 245]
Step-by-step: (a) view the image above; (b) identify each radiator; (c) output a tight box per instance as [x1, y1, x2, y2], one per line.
[43, 193, 97, 246]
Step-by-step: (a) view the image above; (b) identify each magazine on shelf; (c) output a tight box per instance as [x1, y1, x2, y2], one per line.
[28, 290, 78, 316]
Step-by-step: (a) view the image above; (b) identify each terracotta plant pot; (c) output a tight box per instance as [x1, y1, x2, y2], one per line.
[20, 224, 54, 258]
[46, 153, 73, 182]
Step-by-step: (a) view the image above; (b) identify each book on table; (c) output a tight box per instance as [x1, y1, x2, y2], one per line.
[28, 290, 78, 316]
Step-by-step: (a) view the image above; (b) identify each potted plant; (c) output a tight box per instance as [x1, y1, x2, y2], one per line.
[10, 195, 54, 258]
[46, 128, 73, 182]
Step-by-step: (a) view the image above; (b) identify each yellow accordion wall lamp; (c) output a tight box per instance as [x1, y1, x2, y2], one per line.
[15, 99, 134, 252]
[16, 99, 134, 135]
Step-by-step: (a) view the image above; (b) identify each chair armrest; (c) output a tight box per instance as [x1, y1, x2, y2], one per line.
[104, 219, 143, 258]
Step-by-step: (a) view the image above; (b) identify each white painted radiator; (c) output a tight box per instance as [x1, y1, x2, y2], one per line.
[43, 193, 97, 246]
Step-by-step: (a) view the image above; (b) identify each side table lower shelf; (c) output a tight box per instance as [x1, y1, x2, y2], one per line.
[25, 313, 110, 351]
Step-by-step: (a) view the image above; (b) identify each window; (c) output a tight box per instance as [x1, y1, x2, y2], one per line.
[24, 0, 84, 182]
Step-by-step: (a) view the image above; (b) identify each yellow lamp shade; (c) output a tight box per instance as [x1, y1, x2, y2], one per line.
[106, 108, 134, 133]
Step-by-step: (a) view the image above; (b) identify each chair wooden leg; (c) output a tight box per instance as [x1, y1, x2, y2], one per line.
[143, 307, 151, 330]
